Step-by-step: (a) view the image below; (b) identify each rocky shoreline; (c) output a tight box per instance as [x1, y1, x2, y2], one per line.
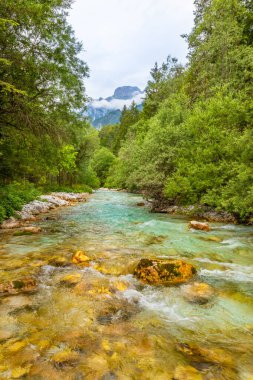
[0, 192, 90, 230]
[150, 200, 238, 224]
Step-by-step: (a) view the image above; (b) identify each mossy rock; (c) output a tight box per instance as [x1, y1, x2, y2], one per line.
[134, 258, 196, 285]
[0, 278, 37, 296]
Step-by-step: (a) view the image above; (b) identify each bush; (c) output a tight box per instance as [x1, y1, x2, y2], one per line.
[0, 181, 41, 223]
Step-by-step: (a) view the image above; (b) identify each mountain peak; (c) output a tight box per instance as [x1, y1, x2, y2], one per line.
[113, 86, 141, 100]
[87, 85, 144, 129]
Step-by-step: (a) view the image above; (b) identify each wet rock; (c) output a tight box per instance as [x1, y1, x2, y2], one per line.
[51, 349, 79, 367]
[175, 343, 233, 366]
[1, 218, 21, 229]
[14, 226, 42, 236]
[96, 299, 139, 325]
[0, 329, 15, 342]
[60, 273, 82, 287]
[173, 365, 203, 380]
[199, 236, 222, 243]
[0, 278, 37, 296]
[136, 202, 145, 207]
[49, 257, 69, 267]
[11, 365, 32, 379]
[189, 221, 211, 232]
[8, 340, 27, 353]
[181, 282, 215, 304]
[134, 258, 196, 286]
[72, 250, 91, 265]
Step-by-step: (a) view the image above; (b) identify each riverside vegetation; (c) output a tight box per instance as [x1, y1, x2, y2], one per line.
[100, 0, 253, 224]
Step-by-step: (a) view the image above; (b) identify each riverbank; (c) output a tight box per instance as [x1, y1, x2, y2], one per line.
[150, 200, 239, 223]
[0, 192, 90, 230]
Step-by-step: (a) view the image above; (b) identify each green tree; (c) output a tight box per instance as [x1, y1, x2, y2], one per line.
[91, 147, 116, 186]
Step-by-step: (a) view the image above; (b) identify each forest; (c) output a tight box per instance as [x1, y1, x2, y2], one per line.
[0, 0, 253, 223]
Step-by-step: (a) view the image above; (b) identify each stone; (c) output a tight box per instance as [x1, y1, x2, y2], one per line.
[134, 258, 196, 286]
[8, 340, 27, 353]
[51, 350, 79, 366]
[49, 257, 69, 267]
[11, 365, 32, 379]
[0, 278, 37, 296]
[181, 282, 215, 304]
[14, 226, 41, 236]
[60, 273, 82, 286]
[1, 218, 21, 229]
[72, 250, 91, 264]
[136, 202, 145, 206]
[200, 236, 222, 243]
[173, 365, 203, 380]
[189, 221, 211, 232]
[175, 343, 233, 366]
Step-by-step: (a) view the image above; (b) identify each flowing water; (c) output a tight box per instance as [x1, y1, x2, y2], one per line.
[0, 190, 253, 379]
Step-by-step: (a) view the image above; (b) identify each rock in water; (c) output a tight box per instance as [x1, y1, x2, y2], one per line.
[72, 250, 91, 264]
[181, 282, 215, 304]
[0, 278, 37, 296]
[189, 221, 211, 232]
[173, 365, 203, 380]
[1, 218, 21, 229]
[134, 258, 196, 285]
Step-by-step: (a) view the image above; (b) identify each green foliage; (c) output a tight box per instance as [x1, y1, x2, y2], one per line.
[91, 147, 116, 186]
[0, 0, 99, 210]
[104, 0, 253, 222]
[0, 181, 41, 222]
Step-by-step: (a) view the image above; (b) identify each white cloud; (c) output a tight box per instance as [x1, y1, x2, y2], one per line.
[68, 0, 194, 98]
[92, 93, 144, 110]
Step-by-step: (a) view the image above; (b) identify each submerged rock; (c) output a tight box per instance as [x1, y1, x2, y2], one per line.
[136, 202, 145, 207]
[72, 250, 91, 265]
[173, 365, 203, 380]
[60, 273, 82, 287]
[189, 221, 211, 232]
[49, 257, 69, 267]
[14, 226, 41, 236]
[0, 278, 37, 296]
[175, 342, 233, 366]
[134, 258, 196, 285]
[181, 282, 215, 304]
[51, 349, 79, 367]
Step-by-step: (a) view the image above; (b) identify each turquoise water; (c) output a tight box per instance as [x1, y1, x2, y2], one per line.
[0, 190, 253, 379]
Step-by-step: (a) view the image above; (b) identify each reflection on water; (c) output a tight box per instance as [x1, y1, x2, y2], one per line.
[0, 190, 253, 379]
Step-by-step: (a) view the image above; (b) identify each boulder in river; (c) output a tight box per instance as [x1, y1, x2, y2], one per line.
[136, 202, 145, 207]
[134, 258, 196, 285]
[0, 278, 37, 296]
[189, 221, 211, 232]
[1, 218, 21, 229]
[181, 282, 215, 304]
[72, 250, 91, 265]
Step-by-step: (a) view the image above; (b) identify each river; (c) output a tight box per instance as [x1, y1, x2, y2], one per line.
[0, 190, 253, 379]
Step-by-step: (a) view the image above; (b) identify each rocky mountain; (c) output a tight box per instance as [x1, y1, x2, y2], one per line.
[87, 86, 144, 129]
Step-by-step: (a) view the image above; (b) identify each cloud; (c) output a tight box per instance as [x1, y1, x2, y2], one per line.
[92, 93, 144, 110]
[68, 0, 194, 98]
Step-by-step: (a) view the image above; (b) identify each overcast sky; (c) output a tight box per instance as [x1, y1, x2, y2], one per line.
[68, 0, 194, 99]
